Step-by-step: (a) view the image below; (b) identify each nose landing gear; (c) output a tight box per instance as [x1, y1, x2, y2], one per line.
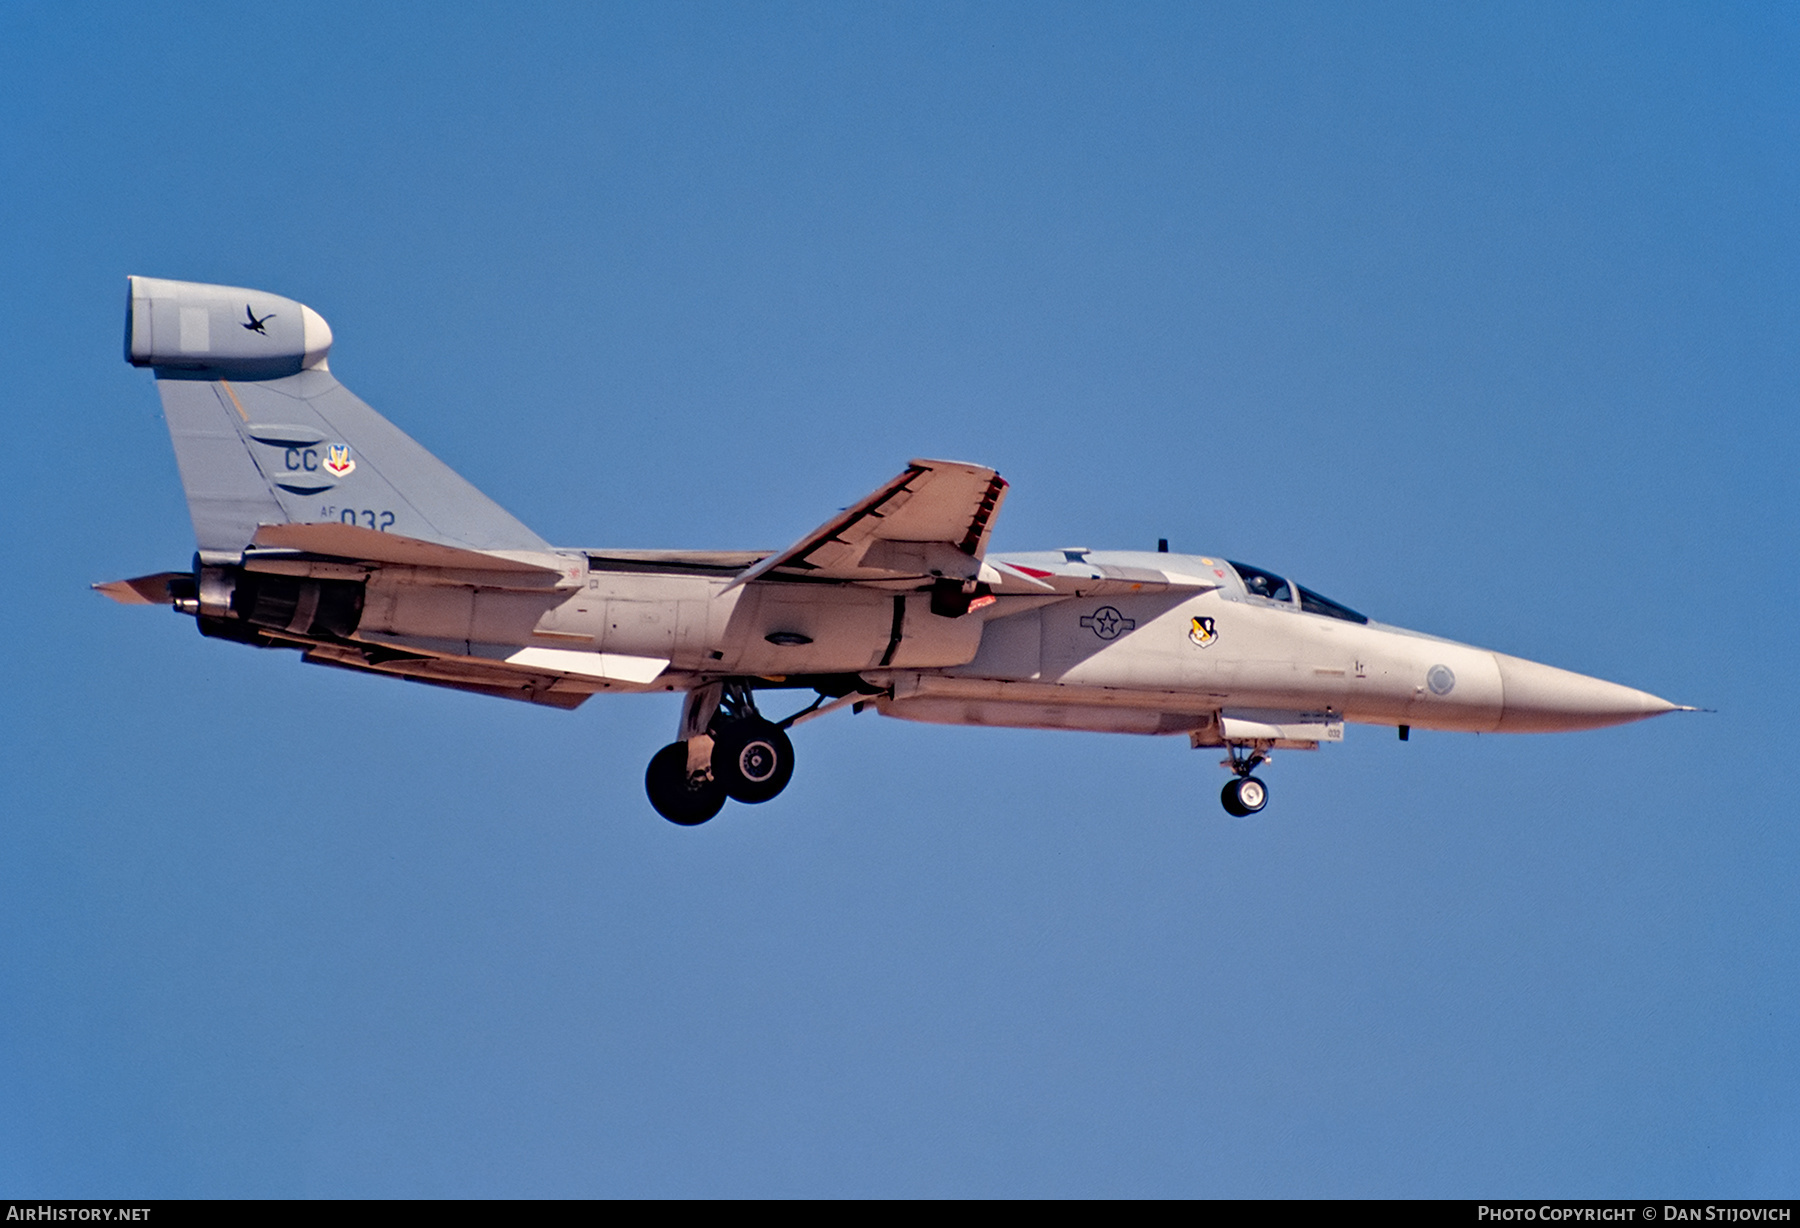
[1219, 743, 1271, 817]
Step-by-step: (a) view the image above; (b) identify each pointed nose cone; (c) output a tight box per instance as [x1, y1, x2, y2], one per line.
[1492, 652, 1687, 733]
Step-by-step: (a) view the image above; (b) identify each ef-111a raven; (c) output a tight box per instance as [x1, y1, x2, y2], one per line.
[102, 277, 1690, 822]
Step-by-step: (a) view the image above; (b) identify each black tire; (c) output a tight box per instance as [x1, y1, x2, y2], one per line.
[711, 718, 795, 804]
[1221, 776, 1268, 817]
[645, 741, 726, 825]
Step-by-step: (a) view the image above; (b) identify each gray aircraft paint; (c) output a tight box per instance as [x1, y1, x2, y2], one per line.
[104, 278, 1688, 813]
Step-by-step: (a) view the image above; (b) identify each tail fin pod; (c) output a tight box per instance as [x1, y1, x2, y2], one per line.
[126, 276, 549, 559]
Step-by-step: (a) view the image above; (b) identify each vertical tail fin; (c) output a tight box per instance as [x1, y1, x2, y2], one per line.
[126, 276, 549, 560]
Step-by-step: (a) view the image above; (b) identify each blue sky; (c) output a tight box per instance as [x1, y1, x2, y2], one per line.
[2, 1, 1795, 1196]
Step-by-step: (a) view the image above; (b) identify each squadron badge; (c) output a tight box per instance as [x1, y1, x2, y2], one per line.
[323, 443, 355, 478]
[1188, 615, 1217, 647]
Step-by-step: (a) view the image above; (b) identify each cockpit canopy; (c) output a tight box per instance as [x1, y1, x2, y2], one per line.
[1226, 561, 1369, 625]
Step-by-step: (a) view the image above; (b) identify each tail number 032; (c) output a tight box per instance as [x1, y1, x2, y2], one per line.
[322, 507, 396, 531]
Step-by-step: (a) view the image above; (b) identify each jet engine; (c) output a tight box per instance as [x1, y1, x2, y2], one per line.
[187, 566, 364, 644]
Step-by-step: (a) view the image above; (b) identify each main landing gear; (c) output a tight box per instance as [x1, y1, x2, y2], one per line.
[1219, 743, 1270, 817]
[645, 681, 800, 826]
[644, 741, 728, 826]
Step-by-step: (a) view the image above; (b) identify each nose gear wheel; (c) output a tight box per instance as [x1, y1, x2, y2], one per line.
[1221, 775, 1268, 816]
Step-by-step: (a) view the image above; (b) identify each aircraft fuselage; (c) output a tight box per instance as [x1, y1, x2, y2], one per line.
[291, 546, 1677, 740]
[108, 275, 1688, 823]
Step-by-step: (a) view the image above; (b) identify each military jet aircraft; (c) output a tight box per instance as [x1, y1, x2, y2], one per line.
[102, 277, 1690, 822]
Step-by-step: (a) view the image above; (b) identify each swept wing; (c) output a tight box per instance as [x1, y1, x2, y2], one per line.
[725, 459, 1007, 589]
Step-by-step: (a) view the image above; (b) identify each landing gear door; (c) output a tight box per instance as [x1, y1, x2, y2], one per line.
[1219, 708, 1343, 747]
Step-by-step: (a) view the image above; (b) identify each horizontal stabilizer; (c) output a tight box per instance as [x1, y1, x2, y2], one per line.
[347, 634, 668, 688]
[251, 523, 564, 574]
[300, 647, 592, 709]
[728, 459, 1008, 589]
[93, 572, 188, 605]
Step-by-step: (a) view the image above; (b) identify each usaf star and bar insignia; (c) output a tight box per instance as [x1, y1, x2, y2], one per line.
[1080, 606, 1135, 640]
[1080, 606, 1221, 648]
